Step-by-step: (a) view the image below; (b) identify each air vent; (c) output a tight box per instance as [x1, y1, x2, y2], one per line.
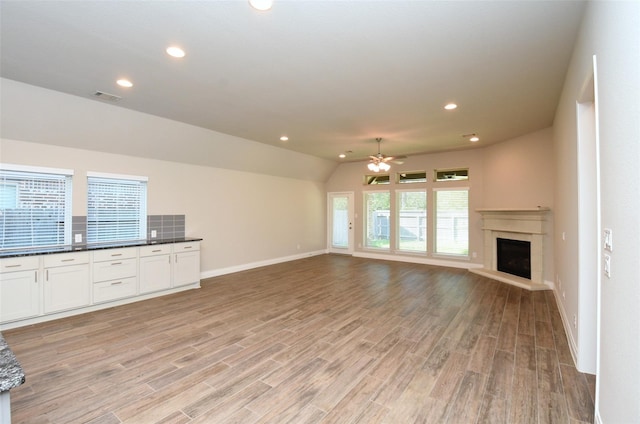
[93, 91, 122, 102]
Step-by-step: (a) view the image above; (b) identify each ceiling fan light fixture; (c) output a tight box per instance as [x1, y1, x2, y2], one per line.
[368, 162, 379, 172]
[379, 162, 390, 171]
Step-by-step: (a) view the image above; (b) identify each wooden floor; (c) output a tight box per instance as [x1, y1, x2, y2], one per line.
[3, 255, 596, 423]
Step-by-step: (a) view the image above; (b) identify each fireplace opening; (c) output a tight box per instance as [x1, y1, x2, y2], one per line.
[497, 238, 531, 279]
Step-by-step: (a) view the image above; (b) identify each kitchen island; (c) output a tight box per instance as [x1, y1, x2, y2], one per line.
[0, 333, 25, 424]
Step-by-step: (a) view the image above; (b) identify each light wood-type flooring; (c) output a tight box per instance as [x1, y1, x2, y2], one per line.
[3, 254, 596, 423]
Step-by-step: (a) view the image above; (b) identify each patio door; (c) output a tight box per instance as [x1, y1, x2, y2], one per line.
[327, 192, 354, 254]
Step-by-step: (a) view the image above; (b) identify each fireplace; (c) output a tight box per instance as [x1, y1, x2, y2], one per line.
[471, 208, 550, 291]
[497, 238, 531, 279]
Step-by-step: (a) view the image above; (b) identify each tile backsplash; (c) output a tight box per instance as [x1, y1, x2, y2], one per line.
[71, 214, 186, 246]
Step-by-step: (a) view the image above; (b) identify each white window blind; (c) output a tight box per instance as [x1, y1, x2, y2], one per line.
[87, 174, 147, 243]
[0, 166, 72, 250]
[434, 188, 469, 256]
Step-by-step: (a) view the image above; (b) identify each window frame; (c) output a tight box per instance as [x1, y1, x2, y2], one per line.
[87, 171, 148, 244]
[396, 188, 427, 254]
[0, 163, 73, 250]
[363, 190, 391, 251]
[433, 187, 470, 257]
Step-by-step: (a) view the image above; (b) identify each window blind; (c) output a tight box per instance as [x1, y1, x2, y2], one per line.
[87, 175, 147, 243]
[0, 167, 72, 250]
[434, 188, 469, 256]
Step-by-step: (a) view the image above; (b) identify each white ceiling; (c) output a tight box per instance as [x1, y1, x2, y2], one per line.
[0, 0, 585, 163]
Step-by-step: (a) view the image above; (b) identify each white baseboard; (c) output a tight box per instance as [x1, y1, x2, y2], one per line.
[552, 288, 580, 369]
[200, 250, 327, 280]
[352, 250, 482, 270]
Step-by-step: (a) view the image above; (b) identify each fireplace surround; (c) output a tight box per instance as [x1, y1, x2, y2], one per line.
[471, 208, 550, 291]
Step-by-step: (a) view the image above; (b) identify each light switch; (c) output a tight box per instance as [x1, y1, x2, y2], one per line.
[604, 228, 613, 252]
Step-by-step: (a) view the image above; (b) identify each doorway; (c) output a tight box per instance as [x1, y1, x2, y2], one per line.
[327, 192, 354, 254]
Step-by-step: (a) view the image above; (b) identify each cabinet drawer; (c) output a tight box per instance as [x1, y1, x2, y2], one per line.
[173, 242, 200, 253]
[93, 258, 137, 282]
[93, 277, 137, 303]
[1, 256, 40, 272]
[139, 244, 172, 257]
[92, 247, 137, 262]
[44, 251, 90, 268]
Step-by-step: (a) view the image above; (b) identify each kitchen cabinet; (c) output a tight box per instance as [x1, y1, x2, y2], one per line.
[43, 252, 90, 314]
[92, 247, 137, 303]
[173, 242, 200, 287]
[139, 244, 172, 294]
[0, 256, 40, 323]
[1, 239, 201, 330]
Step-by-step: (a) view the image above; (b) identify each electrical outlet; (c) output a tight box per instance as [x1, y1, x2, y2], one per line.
[151, 230, 157, 238]
[74, 233, 82, 243]
[604, 254, 611, 278]
[573, 314, 577, 328]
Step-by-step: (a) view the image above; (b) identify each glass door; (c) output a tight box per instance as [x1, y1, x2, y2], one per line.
[328, 192, 354, 254]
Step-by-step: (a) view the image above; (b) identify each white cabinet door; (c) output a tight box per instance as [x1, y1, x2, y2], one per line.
[44, 263, 90, 314]
[172, 242, 200, 287]
[0, 269, 40, 322]
[139, 254, 171, 294]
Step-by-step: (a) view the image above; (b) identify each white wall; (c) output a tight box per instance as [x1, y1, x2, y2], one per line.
[554, 1, 640, 422]
[327, 129, 555, 279]
[0, 80, 333, 277]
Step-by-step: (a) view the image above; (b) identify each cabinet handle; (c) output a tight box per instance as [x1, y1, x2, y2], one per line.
[111, 281, 123, 285]
[183, 246, 193, 249]
[35, 270, 38, 283]
[5, 264, 22, 268]
[111, 262, 123, 266]
[46, 269, 49, 281]
[175, 254, 178, 263]
[152, 249, 162, 253]
[62, 258, 75, 262]
[111, 253, 123, 257]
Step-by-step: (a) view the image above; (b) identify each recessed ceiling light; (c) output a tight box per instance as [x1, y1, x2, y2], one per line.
[166, 46, 186, 58]
[116, 79, 133, 88]
[338, 153, 346, 159]
[470, 136, 480, 142]
[444, 103, 457, 110]
[249, 0, 273, 11]
[280, 136, 289, 141]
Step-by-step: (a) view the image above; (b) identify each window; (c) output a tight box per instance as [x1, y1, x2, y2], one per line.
[364, 174, 390, 185]
[434, 188, 469, 256]
[0, 164, 73, 250]
[398, 171, 427, 184]
[397, 190, 426, 253]
[435, 168, 469, 182]
[364, 191, 390, 249]
[87, 172, 147, 244]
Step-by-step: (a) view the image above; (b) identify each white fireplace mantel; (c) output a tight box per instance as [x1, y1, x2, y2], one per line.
[471, 207, 551, 291]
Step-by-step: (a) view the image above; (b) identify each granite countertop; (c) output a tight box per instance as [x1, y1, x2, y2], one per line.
[0, 333, 25, 392]
[0, 237, 203, 259]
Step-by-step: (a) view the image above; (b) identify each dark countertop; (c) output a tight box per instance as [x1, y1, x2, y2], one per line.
[0, 333, 25, 392]
[0, 237, 203, 259]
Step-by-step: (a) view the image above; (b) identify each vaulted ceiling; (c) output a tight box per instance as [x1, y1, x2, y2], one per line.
[0, 1, 585, 163]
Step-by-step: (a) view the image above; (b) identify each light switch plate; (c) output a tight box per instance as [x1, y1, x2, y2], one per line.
[151, 230, 157, 238]
[604, 228, 613, 252]
[74, 233, 82, 243]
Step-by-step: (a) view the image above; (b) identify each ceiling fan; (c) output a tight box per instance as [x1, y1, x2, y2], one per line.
[367, 138, 405, 172]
